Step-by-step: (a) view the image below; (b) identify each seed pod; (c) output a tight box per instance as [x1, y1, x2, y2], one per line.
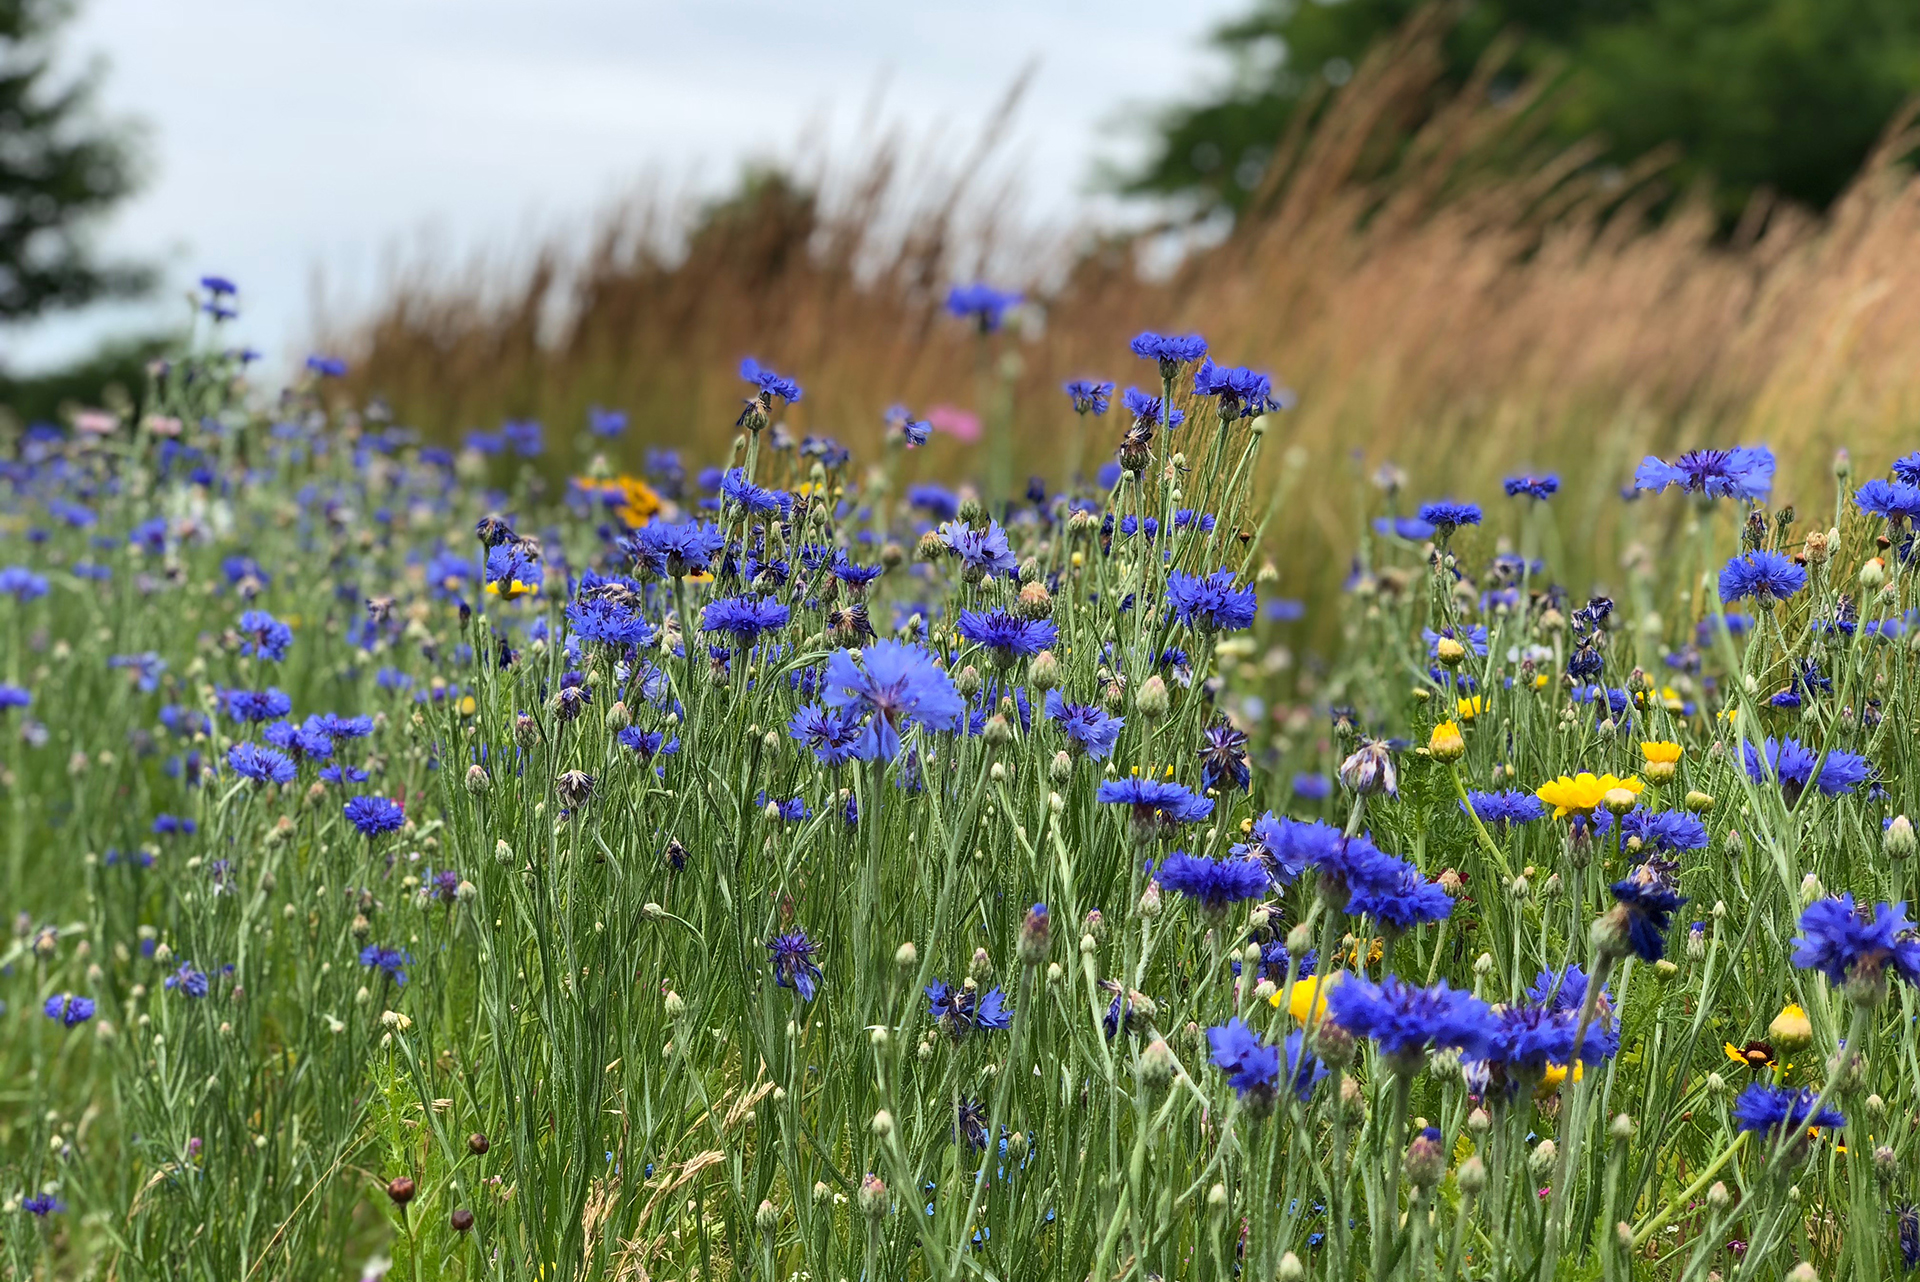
[386, 1176, 417, 1206]
[450, 1208, 475, 1233]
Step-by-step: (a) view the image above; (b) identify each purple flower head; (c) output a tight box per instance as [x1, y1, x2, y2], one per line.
[227, 742, 297, 785]
[1616, 808, 1709, 853]
[1231, 814, 1332, 888]
[1129, 331, 1208, 377]
[359, 944, 412, 986]
[1121, 386, 1183, 430]
[1606, 866, 1687, 961]
[344, 795, 405, 838]
[820, 640, 965, 762]
[1063, 379, 1115, 415]
[945, 283, 1022, 332]
[1741, 735, 1871, 799]
[0, 684, 31, 710]
[1634, 446, 1774, 501]
[1166, 569, 1257, 633]
[629, 520, 726, 579]
[1197, 720, 1250, 792]
[587, 406, 628, 437]
[1191, 359, 1284, 418]
[1791, 895, 1920, 993]
[1855, 479, 1920, 524]
[768, 930, 823, 1001]
[1731, 1083, 1843, 1136]
[566, 595, 657, 648]
[1326, 975, 1498, 1067]
[0, 566, 50, 600]
[221, 687, 293, 723]
[264, 718, 333, 761]
[702, 596, 789, 645]
[1415, 501, 1482, 536]
[1463, 789, 1546, 828]
[21, 1194, 64, 1217]
[1097, 777, 1213, 841]
[1345, 866, 1452, 933]
[956, 609, 1056, 668]
[165, 963, 210, 998]
[1503, 474, 1559, 500]
[718, 467, 791, 520]
[306, 354, 347, 377]
[739, 357, 802, 403]
[1305, 830, 1405, 908]
[237, 610, 293, 662]
[789, 702, 866, 766]
[939, 520, 1019, 582]
[1154, 851, 1269, 912]
[1719, 550, 1806, 605]
[1044, 690, 1123, 761]
[1208, 1017, 1279, 1097]
[43, 994, 95, 1027]
[925, 979, 1013, 1037]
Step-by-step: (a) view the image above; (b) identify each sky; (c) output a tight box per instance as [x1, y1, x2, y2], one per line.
[3, 0, 1246, 378]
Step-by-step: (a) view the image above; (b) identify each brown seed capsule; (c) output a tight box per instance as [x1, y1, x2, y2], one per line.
[386, 1176, 417, 1205]
[467, 1132, 489, 1156]
[450, 1207, 475, 1233]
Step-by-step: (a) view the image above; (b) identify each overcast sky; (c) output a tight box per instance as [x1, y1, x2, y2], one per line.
[3, 0, 1245, 377]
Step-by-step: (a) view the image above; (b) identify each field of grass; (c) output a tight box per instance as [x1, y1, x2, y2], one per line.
[2, 268, 1919, 1282]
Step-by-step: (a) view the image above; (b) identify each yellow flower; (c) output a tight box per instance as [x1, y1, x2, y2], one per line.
[484, 578, 540, 599]
[1429, 720, 1466, 761]
[1724, 1040, 1777, 1071]
[1640, 742, 1682, 765]
[1456, 695, 1485, 721]
[1277, 972, 1343, 1024]
[457, 695, 477, 717]
[1534, 772, 1643, 818]
[1532, 672, 1550, 689]
[1769, 1002, 1812, 1049]
[1535, 1061, 1584, 1097]
[1658, 686, 1685, 711]
[573, 475, 662, 530]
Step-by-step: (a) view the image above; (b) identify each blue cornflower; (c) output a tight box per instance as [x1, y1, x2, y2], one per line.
[0, 684, 30, 710]
[1894, 452, 1920, 486]
[1208, 1018, 1280, 1097]
[1372, 515, 1435, 541]
[1044, 690, 1123, 761]
[906, 484, 960, 520]
[359, 944, 412, 986]
[152, 814, 195, 837]
[1731, 1083, 1843, 1136]
[306, 354, 348, 377]
[1097, 778, 1213, 840]
[1741, 735, 1872, 798]
[739, 357, 802, 403]
[1265, 598, 1305, 622]
[502, 419, 543, 457]
[1481, 1002, 1616, 1086]
[1305, 830, 1406, 907]
[1791, 895, 1920, 995]
[1463, 790, 1546, 828]
[201, 274, 237, 294]
[587, 406, 627, 437]
[939, 521, 1019, 582]
[957, 609, 1057, 667]
[1415, 501, 1482, 536]
[945, 283, 1022, 332]
[1423, 624, 1488, 658]
[226, 742, 297, 785]
[830, 558, 884, 592]
[701, 596, 790, 645]
[1325, 975, 1498, 1066]
[768, 931, 823, 1000]
[629, 520, 726, 578]
[1166, 569, 1257, 633]
[925, 980, 1013, 1037]
[1345, 867, 1451, 933]
[718, 468, 791, 519]
[1503, 474, 1559, 500]
[566, 596, 657, 648]
[1292, 772, 1330, 799]
[1198, 721, 1251, 792]
[129, 517, 169, 553]
[757, 791, 810, 822]
[1719, 550, 1806, 605]
[344, 795, 406, 838]
[1855, 479, 1920, 524]
[21, 1194, 64, 1216]
[1129, 331, 1208, 377]
[1526, 965, 1610, 1017]
[311, 712, 374, 740]
[1232, 814, 1332, 887]
[1191, 359, 1282, 418]
[1063, 379, 1114, 415]
[820, 639, 965, 761]
[1121, 386, 1183, 429]
[1605, 867, 1687, 961]
[789, 703, 867, 766]
[319, 763, 371, 785]
[1634, 446, 1774, 501]
[1617, 808, 1708, 853]
[483, 543, 544, 597]
[616, 726, 679, 763]
[43, 994, 95, 1027]
[1155, 851, 1269, 912]
[165, 963, 210, 998]
[237, 610, 293, 662]
[264, 718, 333, 760]
[0, 566, 50, 599]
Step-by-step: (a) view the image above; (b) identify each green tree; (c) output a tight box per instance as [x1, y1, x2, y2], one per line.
[1129, 0, 1920, 220]
[0, 0, 147, 322]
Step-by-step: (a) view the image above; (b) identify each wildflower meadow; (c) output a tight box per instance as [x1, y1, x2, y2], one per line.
[2, 280, 1919, 1282]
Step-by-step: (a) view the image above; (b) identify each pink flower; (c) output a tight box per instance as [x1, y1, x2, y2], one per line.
[926, 404, 980, 443]
[73, 409, 120, 435]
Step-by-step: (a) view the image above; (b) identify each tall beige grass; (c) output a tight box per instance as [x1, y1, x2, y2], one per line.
[330, 10, 1920, 606]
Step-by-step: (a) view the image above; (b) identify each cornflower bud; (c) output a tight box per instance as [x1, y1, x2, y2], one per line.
[464, 764, 491, 796]
[1138, 1038, 1175, 1092]
[1885, 815, 1915, 860]
[1136, 675, 1170, 721]
[1404, 1128, 1446, 1188]
[1028, 649, 1060, 690]
[1528, 1140, 1557, 1178]
[1457, 1155, 1487, 1198]
[1018, 904, 1050, 966]
[858, 1174, 888, 1220]
[1685, 789, 1715, 813]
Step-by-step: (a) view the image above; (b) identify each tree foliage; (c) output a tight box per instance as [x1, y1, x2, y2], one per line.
[1128, 0, 1920, 221]
[0, 0, 147, 323]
